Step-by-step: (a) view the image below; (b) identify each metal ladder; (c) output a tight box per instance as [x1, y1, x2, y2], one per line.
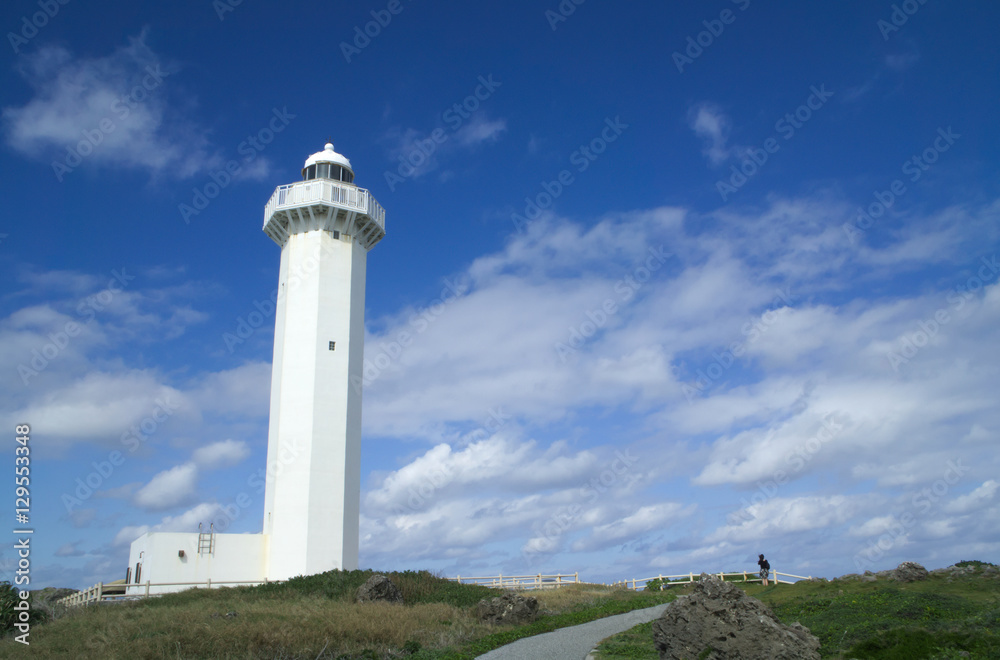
[197, 522, 215, 555]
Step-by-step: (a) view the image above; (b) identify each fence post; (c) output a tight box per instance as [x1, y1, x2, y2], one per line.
[97, 582, 104, 603]
[145, 580, 150, 598]
[689, 572, 694, 583]
[575, 572, 579, 584]
[207, 578, 211, 589]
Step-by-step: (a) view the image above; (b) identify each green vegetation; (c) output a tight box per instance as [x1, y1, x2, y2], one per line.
[0, 569, 675, 659]
[0, 582, 47, 639]
[595, 564, 1000, 659]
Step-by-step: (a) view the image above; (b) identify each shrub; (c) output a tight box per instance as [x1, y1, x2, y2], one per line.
[1, 581, 47, 638]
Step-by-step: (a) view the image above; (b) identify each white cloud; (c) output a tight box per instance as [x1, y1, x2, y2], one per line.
[943, 480, 999, 514]
[113, 502, 222, 546]
[455, 115, 506, 146]
[2, 30, 223, 178]
[192, 440, 250, 470]
[133, 463, 199, 511]
[689, 103, 733, 166]
[706, 495, 863, 544]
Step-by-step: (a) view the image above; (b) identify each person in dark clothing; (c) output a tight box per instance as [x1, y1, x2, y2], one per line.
[758, 553, 770, 586]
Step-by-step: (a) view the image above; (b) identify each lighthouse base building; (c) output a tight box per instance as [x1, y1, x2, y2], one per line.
[126, 143, 385, 594]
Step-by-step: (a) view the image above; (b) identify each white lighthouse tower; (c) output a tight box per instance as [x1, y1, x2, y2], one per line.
[260, 142, 385, 579]
[125, 142, 383, 592]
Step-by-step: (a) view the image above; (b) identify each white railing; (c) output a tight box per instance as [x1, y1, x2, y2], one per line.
[610, 570, 812, 590]
[263, 180, 385, 230]
[56, 578, 281, 608]
[449, 573, 580, 590]
[59, 568, 810, 608]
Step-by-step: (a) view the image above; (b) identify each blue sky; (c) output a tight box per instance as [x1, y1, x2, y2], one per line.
[2, 0, 999, 589]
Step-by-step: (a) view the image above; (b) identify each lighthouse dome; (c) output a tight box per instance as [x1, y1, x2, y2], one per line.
[302, 142, 354, 184]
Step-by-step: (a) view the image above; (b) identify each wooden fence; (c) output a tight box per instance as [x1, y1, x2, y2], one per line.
[609, 570, 812, 591]
[56, 579, 279, 607]
[57, 569, 812, 608]
[449, 573, 579, 590]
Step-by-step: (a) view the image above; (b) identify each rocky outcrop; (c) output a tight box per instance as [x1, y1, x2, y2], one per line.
[652, 573, 821, 660]
[891, 561, 929, 582]
[476, 592, 539, 625]
[355, 574, 404, 604]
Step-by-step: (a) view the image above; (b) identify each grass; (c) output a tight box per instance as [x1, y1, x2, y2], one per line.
[0, 569, 675, 659]
[593, 565, 1000, 660]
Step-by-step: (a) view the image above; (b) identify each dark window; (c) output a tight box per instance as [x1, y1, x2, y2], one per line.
[331, 165, 342, 181]
[317, 163, 330, 179]
[125, 566, 132, 584]
[135, 563, 141, 584]
[304, 165, 316, 180]
[329, 341, 336, 351]
[343, 170, 354, 183]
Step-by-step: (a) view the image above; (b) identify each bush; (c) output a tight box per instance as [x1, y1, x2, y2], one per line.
[954, 560, 997, 569]
[1, 581, 47, 638]
[644, 578, 667, 592]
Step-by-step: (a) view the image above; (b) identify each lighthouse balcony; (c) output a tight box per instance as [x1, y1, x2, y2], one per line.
[263, 179, 385, 249]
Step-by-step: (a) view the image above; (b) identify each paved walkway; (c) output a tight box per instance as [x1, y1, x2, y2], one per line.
[475, 603, 668, 660]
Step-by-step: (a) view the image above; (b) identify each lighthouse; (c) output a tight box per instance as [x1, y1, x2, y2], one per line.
[125, 143, 385, 591]
[261, 142, 385, 579]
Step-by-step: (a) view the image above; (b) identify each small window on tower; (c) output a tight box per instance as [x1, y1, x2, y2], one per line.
[329, 341, 336, 351]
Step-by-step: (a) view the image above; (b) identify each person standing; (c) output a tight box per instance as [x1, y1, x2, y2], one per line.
[758, 553, 770, 586]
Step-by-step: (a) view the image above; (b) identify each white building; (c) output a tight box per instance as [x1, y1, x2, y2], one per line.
[126, 143, 385, 593]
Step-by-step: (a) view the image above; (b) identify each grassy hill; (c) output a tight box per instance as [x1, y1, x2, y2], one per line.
[596, 561, 1000, 660]
[3, 562, 996, 659]
[0, 569, 673, 659]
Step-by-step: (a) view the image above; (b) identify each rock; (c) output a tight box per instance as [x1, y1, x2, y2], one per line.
[476, 592, 539, 625]
[356, 574, 404, 604]
[861, 575, 877, 582]
[891, 561, 929, 583]
[652, 573, 821, 660]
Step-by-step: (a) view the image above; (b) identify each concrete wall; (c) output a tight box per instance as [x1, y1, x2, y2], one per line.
[126, 532, 268, 595]
[263, 229, 364, 580]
